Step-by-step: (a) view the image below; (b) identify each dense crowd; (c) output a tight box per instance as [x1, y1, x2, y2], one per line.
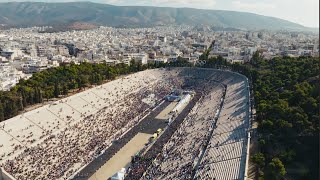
[126, 70, 224, 179]
[125, 93, 202, 180]
[1, 68, 250, 180]
[195, 76, 250, 180]
[126, 70, 250, 180]
[1, 70, 183, 180]
[142, 84, 225, 179]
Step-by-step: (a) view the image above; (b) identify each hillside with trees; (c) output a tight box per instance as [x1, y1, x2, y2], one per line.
[249, 55, 319, 180]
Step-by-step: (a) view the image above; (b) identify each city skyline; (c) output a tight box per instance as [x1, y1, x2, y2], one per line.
[0, 0, 318, 28]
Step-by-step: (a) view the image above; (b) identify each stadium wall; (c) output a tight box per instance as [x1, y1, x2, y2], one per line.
[244, 132, 251, 180]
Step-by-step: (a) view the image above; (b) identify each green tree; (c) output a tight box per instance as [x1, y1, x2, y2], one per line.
[0, 103, 4, 121]
[54, 83, 60, 98]
[252, 153, 265, 167]
[251, 50, 263, 67]
[267, 158, 286, 179]
[62, 84, 68, 95]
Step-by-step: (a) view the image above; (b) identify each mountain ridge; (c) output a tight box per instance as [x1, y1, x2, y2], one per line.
[0, 1, 315, 32]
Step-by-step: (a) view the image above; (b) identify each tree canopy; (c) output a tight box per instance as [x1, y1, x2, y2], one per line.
[242, 56, 319, 180]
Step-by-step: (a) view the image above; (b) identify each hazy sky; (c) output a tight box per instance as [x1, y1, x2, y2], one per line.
[2, 0, 319, 27]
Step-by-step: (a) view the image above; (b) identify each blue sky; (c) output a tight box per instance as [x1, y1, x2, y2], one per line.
[2, 0, 319, 27]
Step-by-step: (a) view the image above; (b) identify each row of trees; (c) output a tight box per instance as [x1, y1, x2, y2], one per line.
[0, 60, 169, 121]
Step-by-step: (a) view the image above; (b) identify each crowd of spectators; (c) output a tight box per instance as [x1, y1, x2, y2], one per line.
[195, 76, 250, 180]
[126, 69, 250, 180]
[1, 70, 183, 180]
[1, 68, 250, 180]
[142, 84, 225, 179]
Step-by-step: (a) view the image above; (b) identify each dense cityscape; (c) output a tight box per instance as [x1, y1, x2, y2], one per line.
[0, 26, 318, 91]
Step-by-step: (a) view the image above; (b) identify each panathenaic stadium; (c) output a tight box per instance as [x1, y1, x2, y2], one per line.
[0, 68, 252, 180]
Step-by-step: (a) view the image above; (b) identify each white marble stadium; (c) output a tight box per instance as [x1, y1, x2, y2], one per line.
[0, 68, 251, 180]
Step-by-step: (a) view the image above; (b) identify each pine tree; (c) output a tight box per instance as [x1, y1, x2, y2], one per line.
[19, 96, 24, 111]
[54, 83, 60, 98]
[62, 84, 68, 96]
[21, 90, 27, 107]
[34, 88, 39, 103]
[38, 88, 43, 103]
[0, 103, 4, 122]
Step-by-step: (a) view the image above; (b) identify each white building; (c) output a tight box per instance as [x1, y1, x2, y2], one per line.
[124, 53, 148, 64]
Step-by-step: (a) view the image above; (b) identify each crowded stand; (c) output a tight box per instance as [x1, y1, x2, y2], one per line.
[0, 69, 181, 180]
[0, 68, 250, 180]
[195, 72, 250, 180]
[127, 69, 250, 180]
[141, 83, 225, 179]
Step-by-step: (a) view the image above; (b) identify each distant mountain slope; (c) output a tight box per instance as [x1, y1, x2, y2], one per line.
[0, 2, 313, 31]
